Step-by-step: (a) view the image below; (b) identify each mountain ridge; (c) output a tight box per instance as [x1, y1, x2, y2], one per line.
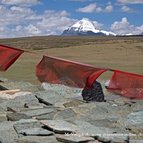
[62, 18, 116, 36]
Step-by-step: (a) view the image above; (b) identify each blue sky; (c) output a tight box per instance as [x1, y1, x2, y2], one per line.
[0, 0, 143, 38]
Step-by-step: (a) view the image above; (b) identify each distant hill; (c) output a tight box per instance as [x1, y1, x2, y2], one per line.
[0, 35, 143, 50]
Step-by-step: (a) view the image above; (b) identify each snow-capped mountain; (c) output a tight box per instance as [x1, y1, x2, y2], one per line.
[62, 18, 116, 36]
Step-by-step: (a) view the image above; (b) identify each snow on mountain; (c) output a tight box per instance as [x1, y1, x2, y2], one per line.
[62, 18, 116, 36]
[100, 30, 116, 36]
[71, 18, 100, 33]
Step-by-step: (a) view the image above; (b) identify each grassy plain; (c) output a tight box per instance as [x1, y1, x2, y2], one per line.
[0, 36, 143, 84]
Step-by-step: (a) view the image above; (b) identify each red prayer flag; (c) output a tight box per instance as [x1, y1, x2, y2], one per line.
[0, 45, 24, 71]
[107, 70, 143, 99]
[36, 55, 143, 99]
[36, 55, 107, 88]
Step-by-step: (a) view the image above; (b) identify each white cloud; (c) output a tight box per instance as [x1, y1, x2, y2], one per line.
[0, 27, 4, 32]
[121, 5, 134, 12]
[76, 3, 97, 13]
[15, 25, 22, 32]
[0, 3, 104, 38]
[0, 1, 108, 38]
[96, 7, 102, 13]
[111, 17, 143, 35]
[118, 0, 143, 4]
[0, 4, 76, 38]
[76, 3, 113, 13]
[1, 0, 40, 6]
[24, 24, 41, 35]
[105, 5, 113, 12]
[0, 6, 35, 27]
[36, 10, 76, 35]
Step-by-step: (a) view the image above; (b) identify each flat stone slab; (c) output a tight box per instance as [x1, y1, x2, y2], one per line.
[78, 102, 125, 122]
[40, 120, 78, 133]
[97, 134, 129, 143]
[74, 120, 114, 136]
[56, 134, 95, 143]
[35, 112, 57, 120]
[127, 111, 143, 125]
[88, 119, 118, 128]
[53, 108, 77, 120]
[7, 112, 30, 121]
[13, 119, 43, 136]
[16, 135, 60, 143]
[0, 121, 18, 143]
[63, 99, 85, 108]
[19, 127, 53, 136]
[0, 91, 32, 100]
[20, 107, 58, 117]
[1, 81, 39, 92]
[35, 91, 68, 106]
[74, 120, 129, 142]
[0, 93, 43, 112]
[131, 100, 143, 112]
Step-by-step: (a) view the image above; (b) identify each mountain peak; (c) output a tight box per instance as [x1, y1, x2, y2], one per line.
[62, 18, 116, 36]
[71, 18, 99, 33]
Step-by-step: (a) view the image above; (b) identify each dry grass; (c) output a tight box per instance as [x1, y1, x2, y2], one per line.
[0, 36, 143, 84]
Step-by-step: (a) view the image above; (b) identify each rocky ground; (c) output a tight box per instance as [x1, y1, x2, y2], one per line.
[0, 78, 143, 143]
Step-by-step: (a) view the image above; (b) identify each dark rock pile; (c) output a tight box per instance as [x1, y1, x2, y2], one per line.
[0, 79, 143, 143]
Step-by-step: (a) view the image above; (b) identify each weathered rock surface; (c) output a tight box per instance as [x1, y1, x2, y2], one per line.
[0, 121, 18, 143]
[35, 111, 57, 120]
[19, 127, 53, 136]
[16, 136, 60, 143]
[0, 81, 143, 143]
[35, 90, 68, 106]
[20, 107, 59, 117]
[63, 99, 85, 108]
[7, 112, 30, 121]
[41, 120, 78, 133]
[131, 100, 143, 112]
[127, 111, 143, 125]
[13, 119, 43, 136]
[1, 81, 39, 92]
[0, 93, 44, 112]
[54, 108, 77, 120]
[74, 120, 114, 136]
[56, 134, 95, 143]
[125, 111, 143, 135]
[41, 82, 82, 96]
[0, 107, 7, 122]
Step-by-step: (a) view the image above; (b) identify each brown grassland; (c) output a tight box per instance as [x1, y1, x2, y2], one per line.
[0, 36, 143, 84]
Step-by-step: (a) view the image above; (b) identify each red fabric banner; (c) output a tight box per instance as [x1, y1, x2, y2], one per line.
[0, 45, 24, 71]
[36, 55, 107, 88]
[36, 55, 143, 99]
[107, 70, 143, 99]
